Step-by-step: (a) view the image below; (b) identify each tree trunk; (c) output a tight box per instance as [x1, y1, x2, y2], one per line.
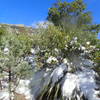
[8, 67, 12, 100]
[0, 80, 2, 90]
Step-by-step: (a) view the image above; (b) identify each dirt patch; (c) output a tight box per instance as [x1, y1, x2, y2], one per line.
[14, 92, 27, 100]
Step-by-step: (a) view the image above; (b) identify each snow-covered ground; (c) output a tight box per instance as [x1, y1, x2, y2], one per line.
[0, 79, 32, 100]
[0, 67, 100, 100]
[0, 49, 100, 100]
[0, 91, 9, 100]
[31, 62, 100, 100]
[62, 68, 100, 100]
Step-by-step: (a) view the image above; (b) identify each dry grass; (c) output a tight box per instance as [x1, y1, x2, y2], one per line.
[14, 92, 27, 100]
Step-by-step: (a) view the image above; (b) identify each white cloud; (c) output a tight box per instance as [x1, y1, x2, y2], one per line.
[32, 20, 53, 28]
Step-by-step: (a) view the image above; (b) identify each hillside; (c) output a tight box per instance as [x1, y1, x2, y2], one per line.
[0, 23, 37, 34]
[0, 0, 100, 99]
[0, 22, 100, 100]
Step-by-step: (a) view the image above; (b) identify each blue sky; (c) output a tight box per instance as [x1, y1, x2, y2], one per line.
[0, 0, 56, 25]
[0, 0, 99, 38]
[0, 0, 100, 25]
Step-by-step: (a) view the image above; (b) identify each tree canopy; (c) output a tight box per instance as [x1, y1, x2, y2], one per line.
[47, 0, 100, 33]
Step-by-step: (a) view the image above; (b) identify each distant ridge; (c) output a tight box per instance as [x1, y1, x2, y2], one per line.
[0, 23, 38, 34]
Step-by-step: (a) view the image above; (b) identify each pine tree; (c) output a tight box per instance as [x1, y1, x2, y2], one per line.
[0, 31, 33, 99]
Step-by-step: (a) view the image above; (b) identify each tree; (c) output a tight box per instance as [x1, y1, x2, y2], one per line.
[30, 1, 100, 99]
[47, 0, 100, 33]
[0, 31, 33, 100]
[29, 0, 100, 72]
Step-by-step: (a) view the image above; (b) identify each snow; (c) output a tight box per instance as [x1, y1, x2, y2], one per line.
[51, 63, 67, 85]
[31, 68, 51, 99]
[74, 37, 78, 40]
[0, 91, 9, 100]
[54, 48, 59, 53]
[77, 68, 99, 100]
[63, 58, 69, 64]
[62, 73, 78, 98]
[1, 52, 99, 100]
[25, 55, 36, 68]
[15, 80, 32, 100]
[46, 56, 58, 64]
[0, 79, 32, 100]
[80, 46, 86, 50]
[0, 68, 99, 100]
[1, 81, 8, 88]
[82, 59, 94, 67]
[86, 41, 90, 45]
[61, 68, 100, 100]
[90, 45, 96, 49]
[4, 48, 9, 54]
[30, 48, 36, 54]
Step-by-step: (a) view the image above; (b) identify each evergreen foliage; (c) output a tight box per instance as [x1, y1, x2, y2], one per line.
[0, 29, 33, 99]
[47, 0, 100, 33]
